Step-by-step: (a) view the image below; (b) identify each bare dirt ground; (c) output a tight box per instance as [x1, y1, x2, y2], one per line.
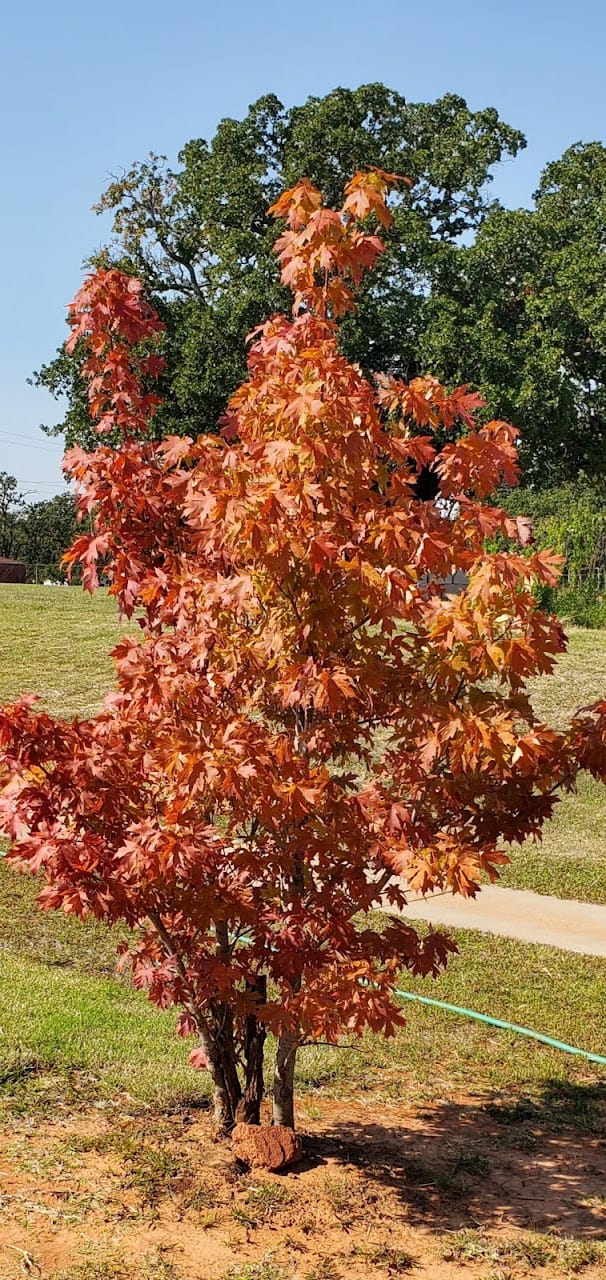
[1, 1089, 605, 1280]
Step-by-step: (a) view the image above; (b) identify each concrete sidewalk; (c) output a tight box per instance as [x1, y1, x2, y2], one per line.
[381, 883, 606, 958]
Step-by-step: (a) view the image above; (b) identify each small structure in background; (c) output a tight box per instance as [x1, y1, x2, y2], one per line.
[0, 557, 26, 584]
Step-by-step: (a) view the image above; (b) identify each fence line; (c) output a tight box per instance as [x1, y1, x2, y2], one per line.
[20, 563, 82, 585]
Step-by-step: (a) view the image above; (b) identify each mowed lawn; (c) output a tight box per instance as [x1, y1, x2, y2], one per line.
[501, 627, 606, 903]
[0, 583, 604, 1119]
[0, 582, 126, 718]
[1, 582, 604, 900]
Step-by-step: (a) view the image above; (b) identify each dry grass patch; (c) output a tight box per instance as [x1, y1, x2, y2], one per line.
[1, 1096, 606, 1280]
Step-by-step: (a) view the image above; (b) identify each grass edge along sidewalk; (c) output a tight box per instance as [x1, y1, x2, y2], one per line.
[1, 859, 604, 1119]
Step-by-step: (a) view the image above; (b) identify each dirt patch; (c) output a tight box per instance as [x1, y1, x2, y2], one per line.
[0, 1089, 605, 1279]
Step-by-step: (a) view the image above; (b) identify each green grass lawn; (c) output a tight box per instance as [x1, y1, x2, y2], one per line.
[499, 627, 606, 903]
[305, 925, 606, 1105]
[0, 584, 603, 900]
[1, 860, 604, 1118]
[0, 584, 604, 1121]
[499, 770, 606, 903]
[0, 582, 125, 718]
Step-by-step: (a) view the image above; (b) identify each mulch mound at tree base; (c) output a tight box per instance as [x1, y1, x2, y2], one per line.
[0, 1091, 605, 1279]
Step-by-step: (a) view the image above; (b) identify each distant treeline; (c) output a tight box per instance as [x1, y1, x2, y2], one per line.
[0, 477, 79, 577]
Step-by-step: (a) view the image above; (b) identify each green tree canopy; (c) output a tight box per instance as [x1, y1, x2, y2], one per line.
[35, 84, 525, 450]
[0, 473, 26, 559]
[14, 491, 79, 575]
[422, 142, 606, 486]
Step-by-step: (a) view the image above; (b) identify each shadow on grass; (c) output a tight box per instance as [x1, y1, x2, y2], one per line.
[303, 1079, 606, 1238]
[0, 1054, 212, 1118]
[0, 1054, 43, 1088]
[483, 1077, 606, 1132]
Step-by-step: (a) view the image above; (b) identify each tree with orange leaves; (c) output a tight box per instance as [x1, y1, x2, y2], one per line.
[1, 170, 605, 1134]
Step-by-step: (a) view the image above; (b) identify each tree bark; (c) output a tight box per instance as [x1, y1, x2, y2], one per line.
[146, 909, 243, 1133]
[210, 1061, 240, 1134]
[273, 1026, 298, 1129]
[238, 976, 267, 1125]
[272, 834, 304, 1129]
[207, 999, 242, 1135]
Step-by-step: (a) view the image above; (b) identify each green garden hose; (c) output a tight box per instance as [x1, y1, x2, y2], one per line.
[229, 930, 606, 1066]
[394, 988, 606, 1066]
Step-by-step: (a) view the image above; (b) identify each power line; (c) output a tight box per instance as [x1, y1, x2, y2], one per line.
[0, 426, 60, 438]
[15, 480, 68, 490]
[0, 431, 63, 455]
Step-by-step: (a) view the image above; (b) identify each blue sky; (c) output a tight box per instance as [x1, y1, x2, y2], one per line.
[1, 0, 605, 500]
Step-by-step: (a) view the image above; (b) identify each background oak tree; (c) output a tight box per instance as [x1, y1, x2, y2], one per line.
[34, 85, 525, 450]
[423, 141, 606, 486]
[3, 172, 605, 1136]
[34, 89, 606, 489]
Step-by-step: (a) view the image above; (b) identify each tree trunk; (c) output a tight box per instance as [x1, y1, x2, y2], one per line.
[210, 1062, 241, 1134]
[273, 1027, 298, 1129]
[207, 1000, 242, 1135]
[272, 843, 304, 1130]
[147, 911, 243, 1134]
[238, 976, 267, 1125]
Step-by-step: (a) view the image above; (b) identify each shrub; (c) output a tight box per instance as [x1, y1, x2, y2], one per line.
[503, 482, 606, 624]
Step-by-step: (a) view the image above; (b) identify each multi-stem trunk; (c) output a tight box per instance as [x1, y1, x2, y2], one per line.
[207, 918, 245, 1132]
[149, 910, 243, 1134]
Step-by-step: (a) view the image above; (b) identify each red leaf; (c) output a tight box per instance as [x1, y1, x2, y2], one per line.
[188, 1047, 209, 1070]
